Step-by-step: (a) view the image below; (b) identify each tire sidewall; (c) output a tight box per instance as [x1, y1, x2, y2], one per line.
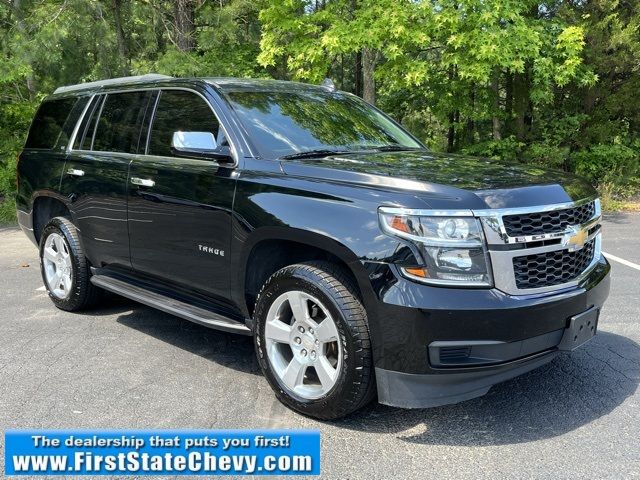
[39, 218, 85, 310]
[255, 266, 368, 418]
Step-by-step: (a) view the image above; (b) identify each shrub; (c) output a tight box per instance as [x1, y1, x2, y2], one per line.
[571, 144, 640, 196]
[460, 136, 524, 162]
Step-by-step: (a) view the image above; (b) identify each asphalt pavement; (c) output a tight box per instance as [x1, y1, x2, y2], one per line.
[0, 214, 639, 479]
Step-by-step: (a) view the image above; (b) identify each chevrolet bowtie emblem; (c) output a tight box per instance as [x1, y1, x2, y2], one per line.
[567, 228, 588, 251]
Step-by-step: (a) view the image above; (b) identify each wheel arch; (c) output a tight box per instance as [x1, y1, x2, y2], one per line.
[32, 194, 71, 244]
[238, 227, 370, 318]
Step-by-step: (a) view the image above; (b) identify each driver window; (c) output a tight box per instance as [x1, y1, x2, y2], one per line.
[148, 90, 224, 158]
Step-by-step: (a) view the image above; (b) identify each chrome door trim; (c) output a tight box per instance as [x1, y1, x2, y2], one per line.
[66, 94, 96, 152]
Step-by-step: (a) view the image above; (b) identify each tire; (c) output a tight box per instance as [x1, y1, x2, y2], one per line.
[254, 261, 375, 420]
[39, 216, 102, 311]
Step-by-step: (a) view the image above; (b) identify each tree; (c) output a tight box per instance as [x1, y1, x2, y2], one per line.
[0, 0, 638, 220]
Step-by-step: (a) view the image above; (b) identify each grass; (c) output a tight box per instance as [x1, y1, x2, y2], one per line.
[601, 199, 640, 212]
[598, 182, 640, 213]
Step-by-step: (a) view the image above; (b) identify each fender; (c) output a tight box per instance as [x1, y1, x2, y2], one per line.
[236, 225, 370, 306]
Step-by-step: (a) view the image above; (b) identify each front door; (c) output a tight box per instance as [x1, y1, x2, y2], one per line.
[127, 88, 236, 303]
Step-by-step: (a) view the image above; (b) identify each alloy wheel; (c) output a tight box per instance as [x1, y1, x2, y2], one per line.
[264, 290, 342, 400]
[42, 232, 73, 299]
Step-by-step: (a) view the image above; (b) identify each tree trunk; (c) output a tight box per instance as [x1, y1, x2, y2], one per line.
[354, 51, 362, 97]
[175, 0, 195, 52]
[446, 66, 456, 152]
[113, 0, 130, 75]
[583, 86, 596, 114]
[491, 69, 502, 140]
[362, 48, 377, 105]
[513, 68, 532, 142]
[155, 9, 166, 55]
[11, 0, 36, 97]
[351, 0, 361, 96]
[504, 72, 513, 136]
[447, 111, 455, 152]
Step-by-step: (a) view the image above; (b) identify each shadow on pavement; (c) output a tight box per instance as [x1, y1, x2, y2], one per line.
[333, 331, 639, 446]
[111, 300, 260, 376]
[89, 296, 638, 445]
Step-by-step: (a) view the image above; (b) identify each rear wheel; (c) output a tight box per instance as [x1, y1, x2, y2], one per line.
[39, 217, 101, 311]
[254, 261, 375, 419]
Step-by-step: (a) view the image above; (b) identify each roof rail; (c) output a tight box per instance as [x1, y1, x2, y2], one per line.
[53, 74, 173, 95]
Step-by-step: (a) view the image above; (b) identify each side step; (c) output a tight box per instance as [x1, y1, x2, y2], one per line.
[90, 274, 251, 335]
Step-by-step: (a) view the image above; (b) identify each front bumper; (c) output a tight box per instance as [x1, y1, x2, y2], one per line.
[376, 349, 557, 408]
[364, 254, 610, 408]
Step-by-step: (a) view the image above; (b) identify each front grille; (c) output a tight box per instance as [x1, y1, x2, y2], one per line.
[503, 201, 596, 237]
[513, 239, 596, 289]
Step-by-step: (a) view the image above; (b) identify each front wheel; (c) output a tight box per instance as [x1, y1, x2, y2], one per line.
[254, 261, 375, 420]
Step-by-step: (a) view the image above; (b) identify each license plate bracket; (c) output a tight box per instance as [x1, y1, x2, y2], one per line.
[558, 306, 599, 351]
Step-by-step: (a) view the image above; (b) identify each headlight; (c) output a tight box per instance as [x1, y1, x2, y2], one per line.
[379, 207, 493, 287]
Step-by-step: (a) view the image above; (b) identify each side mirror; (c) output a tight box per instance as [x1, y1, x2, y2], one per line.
[170, 131, 233, 162]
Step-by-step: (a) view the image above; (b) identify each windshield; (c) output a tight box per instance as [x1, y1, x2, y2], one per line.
[223, 89, 423, 159]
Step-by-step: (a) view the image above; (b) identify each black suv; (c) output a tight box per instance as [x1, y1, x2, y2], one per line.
[17, 74, 610, 419]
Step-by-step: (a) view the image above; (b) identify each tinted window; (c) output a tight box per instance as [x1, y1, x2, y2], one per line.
[224, 89, 421, 158]
[25, 97, 87, 150]
[73, 95, 104, 150]
[148, 90, 221, 157]
[93, 91, 150, 153]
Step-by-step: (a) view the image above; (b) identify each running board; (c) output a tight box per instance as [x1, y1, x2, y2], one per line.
[90, 274, 251, 335]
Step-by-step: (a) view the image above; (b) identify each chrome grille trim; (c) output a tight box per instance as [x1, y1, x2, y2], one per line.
[503, 202, 595, 237]
[474, 197, 602, 295]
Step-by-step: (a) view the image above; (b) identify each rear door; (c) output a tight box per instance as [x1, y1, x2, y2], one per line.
[61, 90, 154, 269]
[127, 88, 236, 302]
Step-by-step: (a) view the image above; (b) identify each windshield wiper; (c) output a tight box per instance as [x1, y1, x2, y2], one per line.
[279, 149, 356, 160]
[370, 145, 424, 152]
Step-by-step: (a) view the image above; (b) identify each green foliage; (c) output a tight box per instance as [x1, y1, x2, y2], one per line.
[0, 0, 638, 215]
[572, 144, 640, 193]
[0, 195, 16, 223]
[461, 137, 525, 163]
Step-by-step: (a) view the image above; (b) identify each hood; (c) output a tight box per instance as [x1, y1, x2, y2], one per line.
[280, 150, 596, 209]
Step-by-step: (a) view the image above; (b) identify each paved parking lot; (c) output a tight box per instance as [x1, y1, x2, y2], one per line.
[0, 214, 639, 479]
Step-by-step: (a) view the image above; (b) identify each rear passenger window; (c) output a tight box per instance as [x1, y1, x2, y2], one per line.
[73, 95, 104, 151]
[148, 90, 222, 158]
[92, 91, 150, 153]
[25, 97, 87, 150]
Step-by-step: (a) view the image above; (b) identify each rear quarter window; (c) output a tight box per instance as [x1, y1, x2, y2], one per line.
[25, 97, 88, 150]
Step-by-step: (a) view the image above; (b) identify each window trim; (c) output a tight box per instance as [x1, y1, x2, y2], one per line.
[69, 94, 99, 151]
[67, 87, 239, 167]
[89, 94, 106, 151]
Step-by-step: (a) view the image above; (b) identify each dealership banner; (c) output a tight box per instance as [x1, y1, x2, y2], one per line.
[4, 430, 320, 476]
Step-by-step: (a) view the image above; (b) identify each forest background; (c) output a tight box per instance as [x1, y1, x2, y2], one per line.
[1, 0, 639, 220]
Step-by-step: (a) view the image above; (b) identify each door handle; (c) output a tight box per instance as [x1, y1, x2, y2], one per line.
[66, 168, 85, 177]
[131, 177, 155, 188]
